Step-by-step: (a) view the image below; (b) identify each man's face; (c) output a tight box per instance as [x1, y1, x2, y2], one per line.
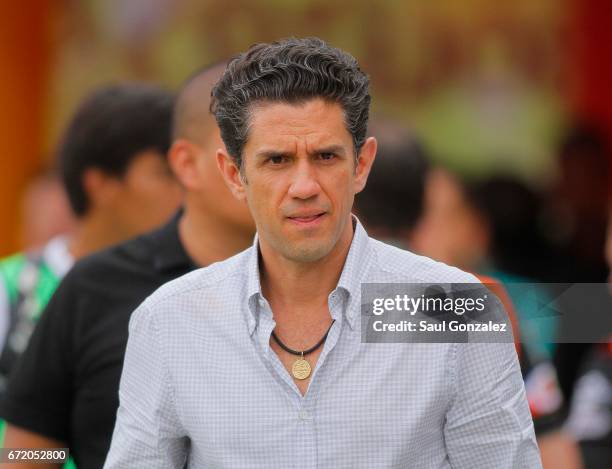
[110, 151, 182, 236]
[223, 99, 375, 264]
[410, 169, 489, 270]
[194, 127, 255, 234]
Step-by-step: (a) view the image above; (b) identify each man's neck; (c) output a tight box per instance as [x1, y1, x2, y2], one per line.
[178, 204, 254, 267]
[260, 220, 354, 316]
[68, 213, 126, 260]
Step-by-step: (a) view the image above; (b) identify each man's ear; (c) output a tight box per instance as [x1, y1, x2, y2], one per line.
[354, 136, 377, 194]
[216, 149, 247, 201]
[82, 167, 119, 210]
[168, 139, 201, 190]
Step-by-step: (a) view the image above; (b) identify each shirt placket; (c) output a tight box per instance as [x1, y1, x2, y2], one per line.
[255, 291, 346, 469]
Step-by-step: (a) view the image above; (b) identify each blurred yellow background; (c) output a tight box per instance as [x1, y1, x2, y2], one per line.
[1, 0, 610, 256]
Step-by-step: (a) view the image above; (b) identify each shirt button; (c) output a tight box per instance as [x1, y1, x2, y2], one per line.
[298, 410, 310, 421]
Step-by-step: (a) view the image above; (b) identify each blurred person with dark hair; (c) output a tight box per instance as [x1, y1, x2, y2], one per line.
[0, 63, 255, 469]
[411, 169, 491, 272]
[548, 123, 610, 283]
[18, 170, 75, 251]
[411, 170, 561, 362]
[463, 175, 560, 360]
[0, 84, 180, 396]
[357, 124, 583, 469]
[412, 170, 559, 359]
[465, 176, 557, 281]
[57, 84, 182, 255]
[461, 176, 612, 427]
[354, 117, 429, 247]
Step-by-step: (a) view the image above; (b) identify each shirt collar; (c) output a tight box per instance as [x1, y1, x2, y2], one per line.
[41, 236, 74, 278]
[245, 214, 371, 334]
[245, 233, 264, 335]
[149, 209, 197, 273]
[335, 215, 370, 328]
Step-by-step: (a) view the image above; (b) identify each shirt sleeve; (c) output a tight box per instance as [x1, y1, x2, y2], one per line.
[0, 272, 74, 442]
[444, 342, 543, 468]
[104, 302, 188, 469]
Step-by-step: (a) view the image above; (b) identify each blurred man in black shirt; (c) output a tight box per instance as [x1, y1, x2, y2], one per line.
[0, 63, 255, 469]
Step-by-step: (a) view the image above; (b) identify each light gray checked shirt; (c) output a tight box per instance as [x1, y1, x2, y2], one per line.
[105, 219, 541, 469]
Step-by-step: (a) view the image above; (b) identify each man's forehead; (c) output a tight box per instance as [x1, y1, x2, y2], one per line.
[249, 98, 345, 124]
[245, 99, 352, 149]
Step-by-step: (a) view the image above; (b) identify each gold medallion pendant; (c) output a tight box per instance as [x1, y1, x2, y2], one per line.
[271, 319, 335, 381]
[292, 358, 311, 380]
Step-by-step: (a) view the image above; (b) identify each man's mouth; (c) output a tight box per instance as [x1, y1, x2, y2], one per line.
[287, 212, 326, 225]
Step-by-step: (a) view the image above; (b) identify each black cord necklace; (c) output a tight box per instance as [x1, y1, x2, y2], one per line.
[271, 319, 335, 380]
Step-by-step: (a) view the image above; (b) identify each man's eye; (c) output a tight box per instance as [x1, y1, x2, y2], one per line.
[319, 152, 335, 160]
[269, 156, 286, 165]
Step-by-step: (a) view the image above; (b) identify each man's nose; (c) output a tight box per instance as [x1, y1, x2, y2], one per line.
[287, 159, 321, 200]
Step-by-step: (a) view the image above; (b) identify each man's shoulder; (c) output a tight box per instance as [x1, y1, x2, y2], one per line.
[368, 238, 479, 284]
[67, 229, 162, 282]
[141, 246, 252, 310]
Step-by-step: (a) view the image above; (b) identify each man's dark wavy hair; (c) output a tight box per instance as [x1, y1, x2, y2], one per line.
[210, 37, 370, 168]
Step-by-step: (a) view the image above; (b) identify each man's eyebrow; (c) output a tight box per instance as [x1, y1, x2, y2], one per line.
[310, 145, 347, 156]
[254, 149, 292, 160]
